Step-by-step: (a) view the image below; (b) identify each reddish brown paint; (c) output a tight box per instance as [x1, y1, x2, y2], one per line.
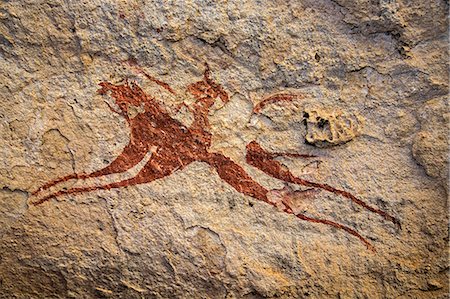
[246, 141, 400, 227]
[124, 58, 177, 95]
[32, 64, 399, 251]
[253, 93, 304, 114]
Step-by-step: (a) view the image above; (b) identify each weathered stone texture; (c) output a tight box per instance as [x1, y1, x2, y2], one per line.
[0, 0, 448, 298]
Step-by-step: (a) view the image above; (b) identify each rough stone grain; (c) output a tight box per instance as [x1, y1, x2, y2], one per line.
[0, 0, 448, 298]
[303, 106, 363, 147]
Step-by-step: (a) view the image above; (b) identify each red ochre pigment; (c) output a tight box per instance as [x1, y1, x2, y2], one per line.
[32, 63, 399, 251]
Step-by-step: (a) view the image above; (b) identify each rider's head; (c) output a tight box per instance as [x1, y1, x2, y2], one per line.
[187, 63, 229, 103]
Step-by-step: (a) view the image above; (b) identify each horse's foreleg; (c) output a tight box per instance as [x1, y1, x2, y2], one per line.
[290, 209, 375, 251]
[202, 152, 374, 250]
[246, 141, 400, 228]
[270, 151, 317, 159]
[201, 152, 271, 204]
[32, 141, 149, 196]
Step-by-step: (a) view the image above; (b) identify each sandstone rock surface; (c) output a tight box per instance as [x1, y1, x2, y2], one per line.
[0, 0, 448, 298]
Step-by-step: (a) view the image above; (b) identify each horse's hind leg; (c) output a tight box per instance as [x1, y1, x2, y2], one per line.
[246, 141, 400, 227]
[32, 149, 183, 205]
[32, 141, 149, 196]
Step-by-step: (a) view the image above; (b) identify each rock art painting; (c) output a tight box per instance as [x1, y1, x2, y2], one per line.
[2, 1, 447, 297]
[31, 63, 399, 251]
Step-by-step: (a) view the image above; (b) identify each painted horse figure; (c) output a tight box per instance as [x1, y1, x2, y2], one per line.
[32, 63, 399, 251]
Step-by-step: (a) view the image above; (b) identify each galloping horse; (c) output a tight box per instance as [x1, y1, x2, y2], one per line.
[32, 63, 399, 250]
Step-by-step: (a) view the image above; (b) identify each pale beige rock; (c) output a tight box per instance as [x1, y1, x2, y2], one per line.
[412, 96, 449, 191]
[0, 0, 448, 298]
[303, 106, 363, 147]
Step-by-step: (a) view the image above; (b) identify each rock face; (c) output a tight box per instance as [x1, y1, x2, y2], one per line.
[412, 96, 449, 192]
[303, 106, 363, 148]
[0, 0, 448, 298]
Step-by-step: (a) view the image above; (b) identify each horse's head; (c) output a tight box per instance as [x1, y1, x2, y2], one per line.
[187, 63, 229, 104]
